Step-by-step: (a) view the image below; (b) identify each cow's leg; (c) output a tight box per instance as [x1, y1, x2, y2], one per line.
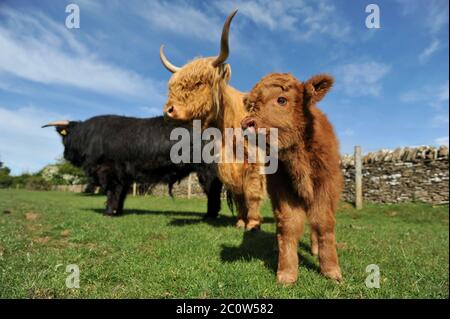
[308, 204, 342, 282]
[310, 228, 319, 256]
[243, 164, 264, 231]
[233, 194, 247, 228]
[274, 202, 305, 284]
[204, 177, 222, 218]
[105, 182, 123, 215]
[116, 182, 130, 215]
[96, 166, 116, 216]
[244, 194, 263, 231]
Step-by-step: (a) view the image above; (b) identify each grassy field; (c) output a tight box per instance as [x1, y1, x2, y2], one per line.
[0, 189, 448, 299]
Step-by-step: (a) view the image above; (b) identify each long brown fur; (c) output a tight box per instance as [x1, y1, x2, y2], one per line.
[242, 73, 343, 283]
[163, 58, 265, 230]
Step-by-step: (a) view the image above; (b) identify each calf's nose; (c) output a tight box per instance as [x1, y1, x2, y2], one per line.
[241, 117, 256, 130]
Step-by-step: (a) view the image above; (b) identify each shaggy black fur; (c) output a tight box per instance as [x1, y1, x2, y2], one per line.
[49, 115, 223, 217]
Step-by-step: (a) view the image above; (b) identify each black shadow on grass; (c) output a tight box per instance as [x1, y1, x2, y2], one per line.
[85, 208, 274, 228]
[87, 208, 208, 218]
[78, 193, 105, 197]
[169, 215, 275, 228]
[220, 231, 320, 274]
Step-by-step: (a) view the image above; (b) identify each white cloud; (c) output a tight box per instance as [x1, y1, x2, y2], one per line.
[334, 61, 391, 97]
[342, 128, 355, 137]
[397, 0, 449, 35]
[0, 106, 70, 175]
[0, 7, 164, 102]
[138, 1, 222, 42]
[425, 0, 449, 35]
[215, 0, 351, 41]
[400, 81, 449, 108]
[435, 136, 449, 146]
[432, 114, 449, 127]
[419, 39, 440, 63]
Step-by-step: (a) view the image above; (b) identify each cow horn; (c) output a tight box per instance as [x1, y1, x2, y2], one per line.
[211, 9, 238, 68]
[159, 45, 181, 73]
[42, 120, 70, 128]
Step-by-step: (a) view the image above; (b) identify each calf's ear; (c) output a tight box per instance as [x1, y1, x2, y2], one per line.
[304, 74, 334, 104]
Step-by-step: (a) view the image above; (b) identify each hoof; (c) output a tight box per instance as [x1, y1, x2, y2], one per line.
[311, 246, 319, 257]
[276, 271, 298, 285]
[245, 224, 261, 232]
[235, 219, 246, 229]
[245, 220, 261, 232]
[104, 209, 122, 217]
[321, 268, 343, 283]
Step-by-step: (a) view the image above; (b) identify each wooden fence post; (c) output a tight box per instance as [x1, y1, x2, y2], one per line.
[132, 182, 137, 197]
[355, 145, 363, 210]
[187, 173, 192, 199]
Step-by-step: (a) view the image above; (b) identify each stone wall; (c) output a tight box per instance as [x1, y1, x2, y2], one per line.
[144, 174, 217, 198]
[53, 146, 449, 205]
[341, 146, 449, 204]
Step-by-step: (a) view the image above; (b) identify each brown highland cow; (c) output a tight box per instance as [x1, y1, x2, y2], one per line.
[159, 10, 264, 230]
[241, 73, 343, 284]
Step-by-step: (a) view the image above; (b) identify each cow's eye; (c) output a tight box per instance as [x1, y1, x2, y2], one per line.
[277, 97, 287, 106]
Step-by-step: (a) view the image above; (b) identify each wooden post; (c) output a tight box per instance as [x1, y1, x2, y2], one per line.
[355, 145, 363, 210]
[132, 182, 137, 197]
[187, 173, 192, 199]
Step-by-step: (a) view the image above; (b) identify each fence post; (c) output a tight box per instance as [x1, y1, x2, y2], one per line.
[187, 173, 192, 199]
[355, 145, 363, 210]
[132, 182, 137, 197]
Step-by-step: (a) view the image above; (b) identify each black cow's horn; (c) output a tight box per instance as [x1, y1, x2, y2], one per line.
[42, 120, 70, 128]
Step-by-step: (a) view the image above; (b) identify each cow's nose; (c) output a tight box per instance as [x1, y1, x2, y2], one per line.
[241, 117, 256, 130]
[164, 105, 176, 118]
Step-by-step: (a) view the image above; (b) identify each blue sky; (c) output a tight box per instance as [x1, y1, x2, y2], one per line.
[0, 0, 448, 175]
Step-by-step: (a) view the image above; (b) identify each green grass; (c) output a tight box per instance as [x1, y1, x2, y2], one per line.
[0, 189, 448, 299]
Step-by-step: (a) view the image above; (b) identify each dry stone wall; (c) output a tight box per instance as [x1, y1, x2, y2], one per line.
[341, 146, 448, 204]
[53, 146, 449, 205]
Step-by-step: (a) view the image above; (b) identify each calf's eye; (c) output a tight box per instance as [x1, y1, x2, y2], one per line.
[277, 97, 287, 106]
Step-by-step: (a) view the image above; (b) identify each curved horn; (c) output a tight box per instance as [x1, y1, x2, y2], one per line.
[160, 45, 181, 73]
[42, 120, 70, 128]
[211, 9, 238, 68]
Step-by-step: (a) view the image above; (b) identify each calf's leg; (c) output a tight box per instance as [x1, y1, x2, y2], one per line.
[243, 163, 264, 230]
[310, 228, 319, 256]
[275, 203, 305, 284]
[308, 203, 342, 282]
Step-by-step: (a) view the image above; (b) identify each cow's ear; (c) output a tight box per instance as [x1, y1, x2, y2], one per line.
[242, 94, 248, 107]
[304, 74, 334, 105]
[56, 126, 69, 137]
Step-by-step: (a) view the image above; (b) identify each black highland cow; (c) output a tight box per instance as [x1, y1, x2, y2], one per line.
[43, 115, 223, 217]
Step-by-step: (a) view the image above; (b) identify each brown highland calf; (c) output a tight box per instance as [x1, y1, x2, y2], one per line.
[159, 10, 264, 230]
[241, 73, 343, 284]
